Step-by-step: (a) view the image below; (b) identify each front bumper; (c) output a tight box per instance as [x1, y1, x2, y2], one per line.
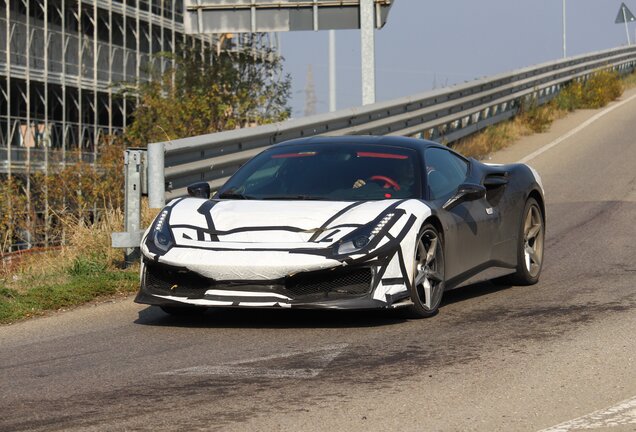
[143, 241, 346, 281]
[135, 260, 408, 310]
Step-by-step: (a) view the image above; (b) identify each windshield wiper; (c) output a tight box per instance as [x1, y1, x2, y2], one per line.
[261, 195, 326, 201]
[218, 192, 255, 200]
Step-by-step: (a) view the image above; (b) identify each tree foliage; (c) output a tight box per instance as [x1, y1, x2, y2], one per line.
[124, 36, 292, 146]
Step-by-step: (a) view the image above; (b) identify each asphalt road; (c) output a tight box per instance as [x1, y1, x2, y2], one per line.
[1, 90, 636, 432]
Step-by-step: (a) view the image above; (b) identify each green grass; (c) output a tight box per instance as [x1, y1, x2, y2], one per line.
[0, 204, 154, 325]
[0, 258, 138, 324]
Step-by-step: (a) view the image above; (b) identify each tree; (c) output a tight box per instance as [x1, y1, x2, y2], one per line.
[124, 35, 292, 146]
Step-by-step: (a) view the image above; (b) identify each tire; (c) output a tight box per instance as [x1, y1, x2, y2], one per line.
[501, 197, 545, 285]
[406, 223, 445, 318]
[160, 305, 208, 317]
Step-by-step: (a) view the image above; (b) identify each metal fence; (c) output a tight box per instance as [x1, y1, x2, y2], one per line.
[112, 45, 636, 249]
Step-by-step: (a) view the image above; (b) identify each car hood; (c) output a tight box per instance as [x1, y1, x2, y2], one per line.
[166, 198, 401, 245]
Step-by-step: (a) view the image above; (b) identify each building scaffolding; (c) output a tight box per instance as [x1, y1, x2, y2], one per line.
[0, 0, 275, 251]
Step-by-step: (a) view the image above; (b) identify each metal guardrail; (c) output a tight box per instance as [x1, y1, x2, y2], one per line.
[112, 45, 636, 249]
[146, 45, 636, 205]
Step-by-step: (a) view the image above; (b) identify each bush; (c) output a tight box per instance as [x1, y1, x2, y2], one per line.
[555, 80, 584, 112]
[555, 70, 623, 111]
[582, 70, 623, 108]
[522, 103, 555, 133]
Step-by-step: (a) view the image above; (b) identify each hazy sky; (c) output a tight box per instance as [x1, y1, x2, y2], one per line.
[279, 0, 634, 117]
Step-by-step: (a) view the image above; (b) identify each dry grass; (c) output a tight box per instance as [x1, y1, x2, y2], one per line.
[452, 117, 528, 160]
[0, 200, 159, 323]
[2, 200, 158, 290]
[452, 105, 566, 160]
[622, 71, 636, 89]
[453, 69, 630, 159]
[57, 201, 157, 270]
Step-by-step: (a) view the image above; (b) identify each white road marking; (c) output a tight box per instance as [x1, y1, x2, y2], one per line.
[538, 395, 636, 432]
[518, 92, 636, 164]
[159, 343, 349, 379]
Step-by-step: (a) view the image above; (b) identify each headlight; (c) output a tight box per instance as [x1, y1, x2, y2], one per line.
[336, 212, 396, 255]
[150, 208, 174, 252]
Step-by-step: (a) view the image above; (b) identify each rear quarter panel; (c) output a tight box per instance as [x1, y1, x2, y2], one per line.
[490, 163, 544, 266]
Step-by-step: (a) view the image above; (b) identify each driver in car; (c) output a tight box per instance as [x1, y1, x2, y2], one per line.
[352, 162, 415, 198]
[352, 164, 411, 188]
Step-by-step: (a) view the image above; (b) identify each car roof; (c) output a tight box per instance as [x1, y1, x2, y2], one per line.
[270, 135, 446, 152]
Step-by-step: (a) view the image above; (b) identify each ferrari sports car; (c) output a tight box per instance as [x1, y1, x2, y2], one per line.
[136, 136, 545, 318]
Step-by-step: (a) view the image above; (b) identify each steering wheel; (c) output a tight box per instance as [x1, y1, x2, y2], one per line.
[368, 175, 401, 191]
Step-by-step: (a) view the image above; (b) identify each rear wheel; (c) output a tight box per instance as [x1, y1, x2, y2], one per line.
[160, 305, 208, 317]
[406, 224, 445, 318]
[502, 197, 545, 285]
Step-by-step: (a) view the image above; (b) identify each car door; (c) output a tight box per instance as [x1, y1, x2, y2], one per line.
[423, 148, 498, 281]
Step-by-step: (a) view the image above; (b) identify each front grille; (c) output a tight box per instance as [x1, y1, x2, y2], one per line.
[286, 268, 373, 297]
[145, 264, 210, 298]
[145, 262, 373, 301]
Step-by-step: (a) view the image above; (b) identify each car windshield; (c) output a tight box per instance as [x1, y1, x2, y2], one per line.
[216, 143, 422, 201]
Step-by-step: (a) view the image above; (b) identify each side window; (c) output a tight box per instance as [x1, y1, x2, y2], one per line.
[424, 148, 469, 200]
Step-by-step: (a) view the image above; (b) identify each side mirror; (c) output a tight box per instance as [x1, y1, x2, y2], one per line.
[187, 182, 211, 199]
[442, 183, 486, 210]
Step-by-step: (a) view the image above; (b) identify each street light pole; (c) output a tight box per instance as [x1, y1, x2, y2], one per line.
[328, 30, 336, 112]
[562, 0, 567, 58]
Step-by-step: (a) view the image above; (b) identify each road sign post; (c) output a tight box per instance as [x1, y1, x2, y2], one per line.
[624, 5, 631, 45]
[616, 3, 636, 45]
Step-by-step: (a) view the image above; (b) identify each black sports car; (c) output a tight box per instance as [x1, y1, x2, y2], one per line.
[136, 136, 545, 318]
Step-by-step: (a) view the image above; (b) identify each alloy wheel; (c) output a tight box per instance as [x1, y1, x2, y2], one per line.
[414, 229, 445, 311]
[523, 203, 544, 278]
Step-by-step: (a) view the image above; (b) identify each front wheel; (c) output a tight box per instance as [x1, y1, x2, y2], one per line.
[406, 223, 445, 318]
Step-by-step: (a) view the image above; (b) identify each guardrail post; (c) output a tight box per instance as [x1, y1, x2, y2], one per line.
[111, 148, 149, 262]
[123, 149, 144, 265]
[147, 142, 165, 209]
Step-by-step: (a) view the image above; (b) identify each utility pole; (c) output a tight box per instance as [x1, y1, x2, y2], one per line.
[360, 0, 375, 105]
